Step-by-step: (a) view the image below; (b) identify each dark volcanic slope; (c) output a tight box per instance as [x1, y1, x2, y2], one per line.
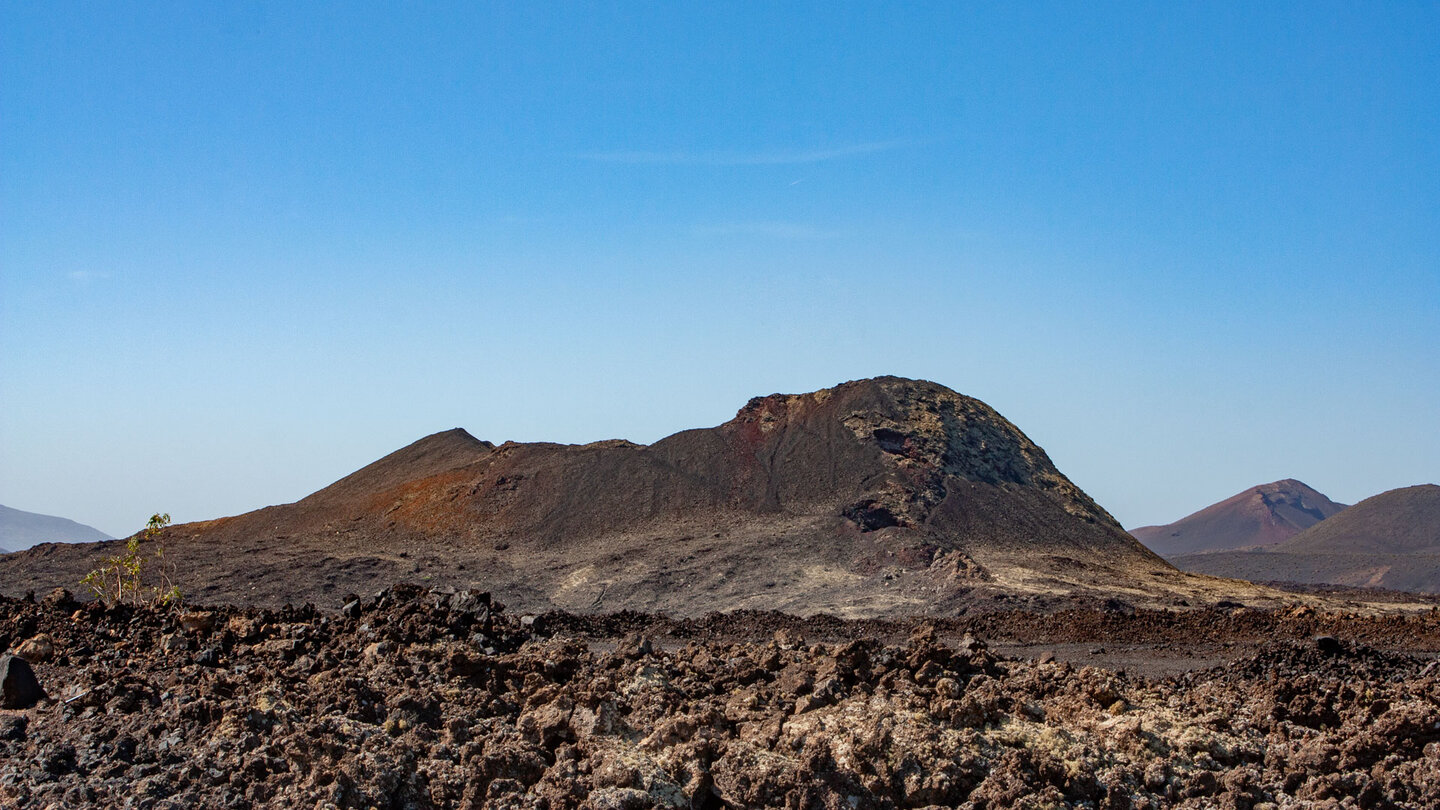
[1175, 485, 1440, 592]
[1130, 479, 1345, 556]
[1, 378, 1196, 615]
[0, 504, 111, 552]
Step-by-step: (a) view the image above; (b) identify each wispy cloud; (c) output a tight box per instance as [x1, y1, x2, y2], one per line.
[66, 270, 110, 283]
[578, 139, 915, 166]
[690, 222, 839, 240]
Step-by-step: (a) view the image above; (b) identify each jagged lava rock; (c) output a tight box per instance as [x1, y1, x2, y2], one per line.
[0, 654, 45, 709]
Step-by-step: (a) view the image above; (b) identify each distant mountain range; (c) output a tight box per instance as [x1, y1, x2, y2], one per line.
[1172, 485, 1440, 593]
[1130, 479, 1347, 556]
[0, 504, 112, 552]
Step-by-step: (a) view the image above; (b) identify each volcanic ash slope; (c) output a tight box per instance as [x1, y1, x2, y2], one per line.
[0, 377, 1283, 614]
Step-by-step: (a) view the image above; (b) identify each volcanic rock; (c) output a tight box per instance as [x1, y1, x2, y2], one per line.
[0, 654, 45, 709]
[39, 588, 77, 611]
[5, 593, 1440, 808]
[177, 611, 215, 634]
[13, 633, 54, 663]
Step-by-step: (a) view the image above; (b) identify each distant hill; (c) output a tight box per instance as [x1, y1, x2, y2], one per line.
[0, 504, 112, 551]
[1174, 485, 1440, 592]
[0, 376, 1272, 615]
[1275, 484, 1440, 556]
[1131, 479, 1346, 556]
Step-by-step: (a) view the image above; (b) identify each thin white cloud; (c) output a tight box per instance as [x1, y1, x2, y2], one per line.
[578, 139, 915, 166]
[690, 222, 839, 240]
[66, 270, 110, 282]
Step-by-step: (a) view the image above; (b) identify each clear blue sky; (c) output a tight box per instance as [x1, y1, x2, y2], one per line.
[3, 2, 1437, 539]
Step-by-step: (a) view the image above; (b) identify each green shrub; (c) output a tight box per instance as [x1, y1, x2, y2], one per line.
[81, 513, 182, 607]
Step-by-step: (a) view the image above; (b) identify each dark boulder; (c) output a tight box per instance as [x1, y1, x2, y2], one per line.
[0, 654, 46, 709]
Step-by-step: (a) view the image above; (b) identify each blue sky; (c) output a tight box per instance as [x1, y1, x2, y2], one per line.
[3, 2, 1437, 539]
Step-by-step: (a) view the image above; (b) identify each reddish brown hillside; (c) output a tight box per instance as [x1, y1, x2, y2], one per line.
[1131, 479, 1345, 556]
[0, 377, 1240, 615]
[1174, 485, 1440, 593]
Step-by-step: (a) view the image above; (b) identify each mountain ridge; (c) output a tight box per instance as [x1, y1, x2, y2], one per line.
[0, 504, 112, 552]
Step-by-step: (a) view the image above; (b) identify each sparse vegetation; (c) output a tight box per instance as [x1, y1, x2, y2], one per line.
[80, 512, 182, 607]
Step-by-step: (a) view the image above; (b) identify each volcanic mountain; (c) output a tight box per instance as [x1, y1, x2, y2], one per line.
[0, 378, 1282, 614]
[1131, 479, 1346, 557]
[0, 504, 111, 552]
[1174, 485, 1440, 592]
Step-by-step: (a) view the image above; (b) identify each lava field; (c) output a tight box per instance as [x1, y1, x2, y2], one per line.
[3, 586, 1440, 809]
